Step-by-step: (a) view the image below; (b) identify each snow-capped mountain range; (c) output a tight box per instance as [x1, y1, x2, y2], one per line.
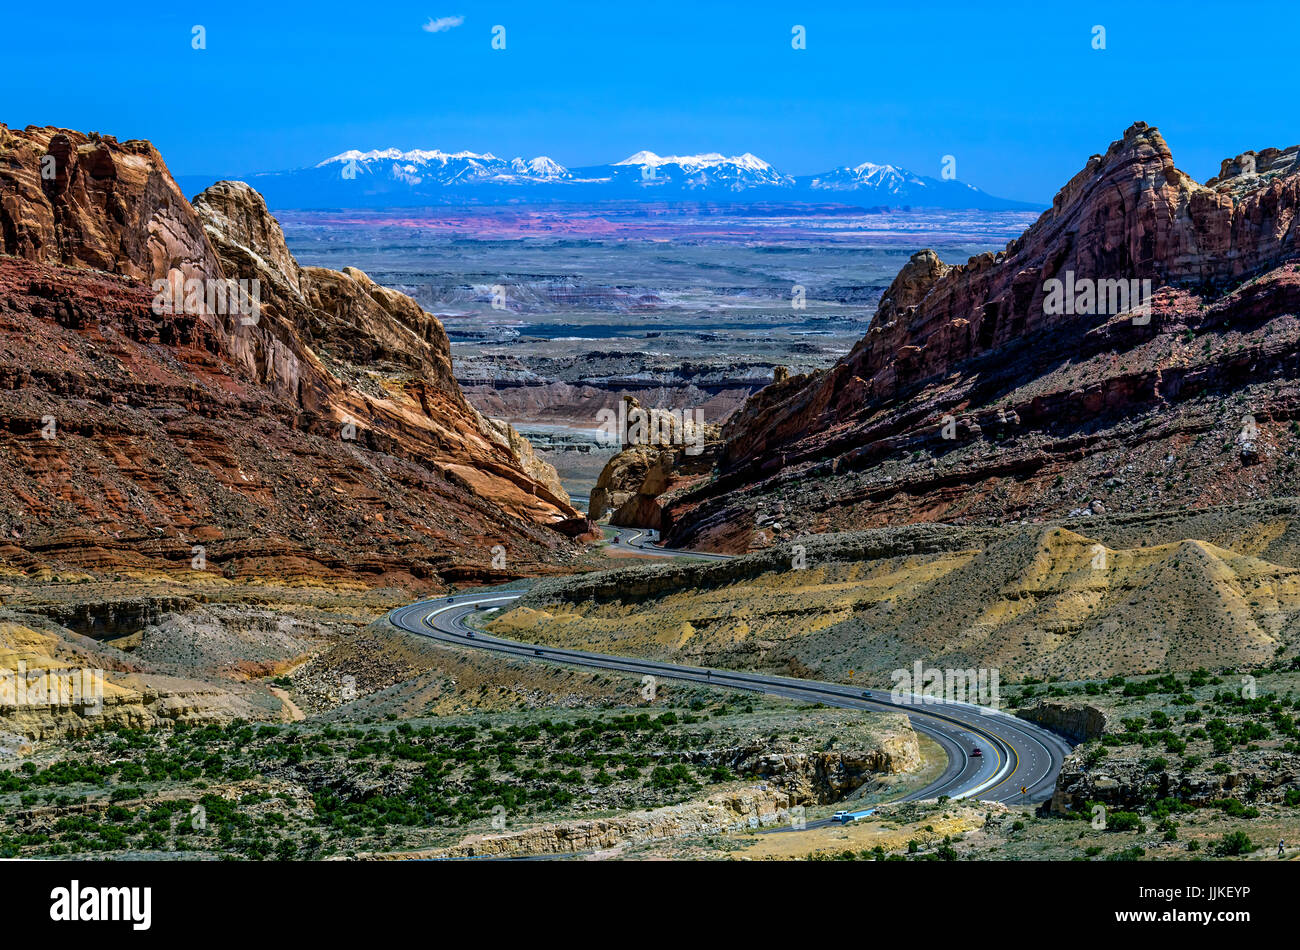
[805, 160, 1007, 206]
[318, 149, 573, 185]
[183, 148, 1039, 210]
[811, 161, 936, 194]
[603, 151, 795, 190]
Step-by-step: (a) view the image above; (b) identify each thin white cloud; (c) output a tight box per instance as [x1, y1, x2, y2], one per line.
[422, 15, 464, 33]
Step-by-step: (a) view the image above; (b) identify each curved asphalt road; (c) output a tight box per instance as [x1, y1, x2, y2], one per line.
[388, 528, 1071, 811]
[603, 526, 733, 560]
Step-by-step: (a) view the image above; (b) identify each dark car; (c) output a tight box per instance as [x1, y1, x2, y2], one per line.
[971, 746, 983, 758]
[465, 631, 475, 638]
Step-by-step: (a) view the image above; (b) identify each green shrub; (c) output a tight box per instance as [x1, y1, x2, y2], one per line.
[1106, 845, 1145, 861]
[1214, 831, 1254, 856]
[1108, 812, 1143, 832]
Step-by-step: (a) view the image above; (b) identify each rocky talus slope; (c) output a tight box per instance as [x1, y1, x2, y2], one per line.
[664, 124, 1300, 552]
[0, 125, 589, 585]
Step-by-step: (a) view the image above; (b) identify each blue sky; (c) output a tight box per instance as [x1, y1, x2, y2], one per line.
[3, 0, 1297, 203]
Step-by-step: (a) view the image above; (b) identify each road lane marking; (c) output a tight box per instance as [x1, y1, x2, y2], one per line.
[404, 594, 1057, 805]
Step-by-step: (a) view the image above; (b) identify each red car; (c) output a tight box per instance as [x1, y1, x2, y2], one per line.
[971, 747, 983, 758]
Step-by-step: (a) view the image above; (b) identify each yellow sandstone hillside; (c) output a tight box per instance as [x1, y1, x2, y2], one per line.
[0, 620, 268, 748]
[490, 520, 1300, 683]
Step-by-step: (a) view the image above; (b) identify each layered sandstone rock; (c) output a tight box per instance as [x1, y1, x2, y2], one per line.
[0, 619, 276, 748]
[666, 123, 1300, 552]
[1017, 701, 1108, 743]
[589, 445, 658, 521]
[0, 127, 221, 281]
[588, 395, 722, 529]
[0, 124, 579, 583]
[479, 415, 571, 507]
[589, 443, 723, 530]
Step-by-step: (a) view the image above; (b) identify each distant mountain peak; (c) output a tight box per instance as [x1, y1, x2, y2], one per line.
[513, 155, 569, 179]
[317, 148, 504, 167]
[613, 150, 775, 171]
[311, 148, 573, 186]
[811, 161, 929, 194]
[604, 151, 793, 191]
[851, 160, 900, 174]
[191, 146, 1039, 210]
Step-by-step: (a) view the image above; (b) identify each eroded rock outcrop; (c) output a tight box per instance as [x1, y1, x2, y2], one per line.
[666, 123, 1300, 552]
[479, 415, 571, 507]
[1017, 701, 1108, 743]
[588, 396, 722, 529]
[0, 619, 278, 747]
[0, 124, 578, 583]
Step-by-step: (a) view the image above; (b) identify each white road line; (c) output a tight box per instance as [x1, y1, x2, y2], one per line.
[406, 594, 1065, 804]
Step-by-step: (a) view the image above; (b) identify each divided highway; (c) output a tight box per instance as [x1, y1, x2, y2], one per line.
[603, 526, 732, 559]
[388, 528, 1071, 809]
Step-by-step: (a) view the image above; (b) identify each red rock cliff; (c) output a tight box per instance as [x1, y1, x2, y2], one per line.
[665, 123, 1300, 552]
[0, 124, 584, 586]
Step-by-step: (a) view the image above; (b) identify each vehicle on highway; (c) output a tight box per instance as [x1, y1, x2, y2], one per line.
[861, 690, 870, 698]
[465, 631, 475, 638]
[832, 808, 875, 823]
[971, 746, 982, 757]
[448, 596, 455, 603]
[534, 649, 543, 655]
